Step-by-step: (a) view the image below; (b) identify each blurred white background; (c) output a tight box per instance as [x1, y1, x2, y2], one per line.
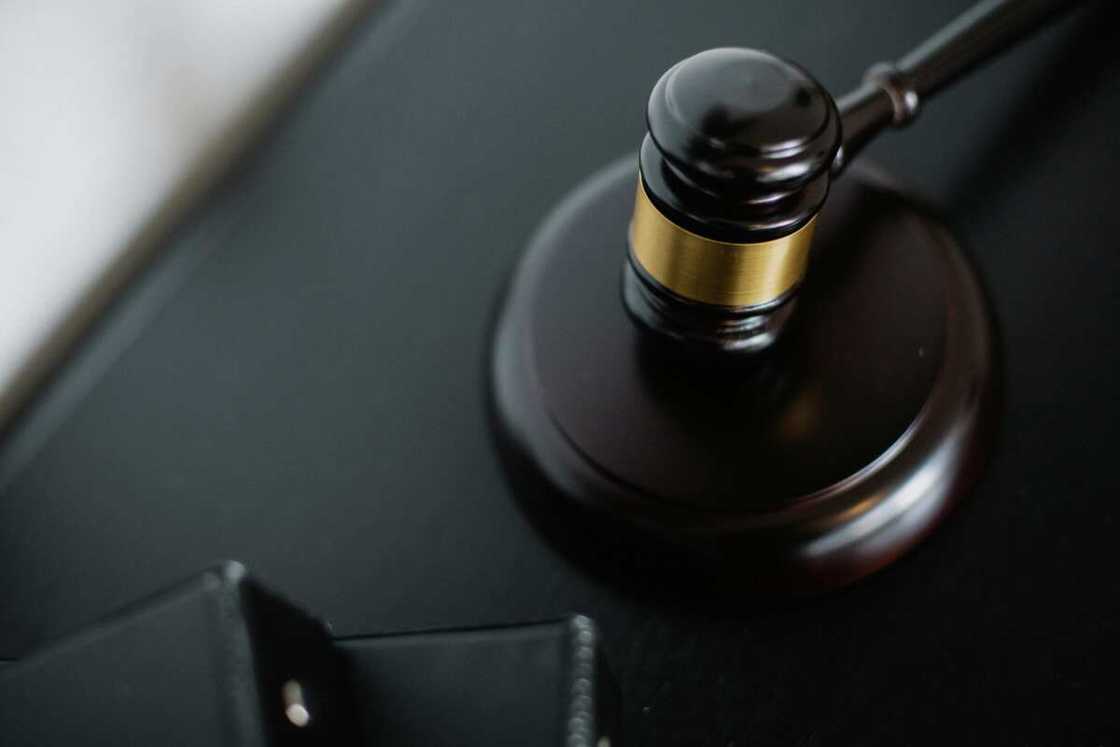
[0, 0, 361, 423]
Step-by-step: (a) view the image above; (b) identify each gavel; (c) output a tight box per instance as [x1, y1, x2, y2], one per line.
[625, 0, 1072, 353]
[490, 0, 1081, 592]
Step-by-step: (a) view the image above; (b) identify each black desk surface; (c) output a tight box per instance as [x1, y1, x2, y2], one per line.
[2, 1, 1118, 743]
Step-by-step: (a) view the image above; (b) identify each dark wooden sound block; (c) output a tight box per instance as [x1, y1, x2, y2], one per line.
[492, 158, 998, 592]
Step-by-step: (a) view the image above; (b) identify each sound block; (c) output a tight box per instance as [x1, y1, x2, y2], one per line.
[490, 157, 998, 593]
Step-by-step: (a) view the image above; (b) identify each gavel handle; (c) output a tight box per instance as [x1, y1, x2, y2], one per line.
[835, 0, 1080, 172]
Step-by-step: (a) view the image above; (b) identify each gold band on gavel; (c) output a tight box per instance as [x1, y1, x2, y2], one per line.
[628, 180, 816, 308]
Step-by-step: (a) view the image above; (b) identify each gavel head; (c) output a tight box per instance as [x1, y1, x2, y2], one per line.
[624, 48, 842, 353]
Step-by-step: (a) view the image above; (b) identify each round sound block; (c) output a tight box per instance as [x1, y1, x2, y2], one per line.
[490, 157, 998, 593]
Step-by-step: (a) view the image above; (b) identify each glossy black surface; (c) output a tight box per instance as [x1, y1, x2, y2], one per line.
[640, 48, 840, 241]
[1, 1, 1118, 743]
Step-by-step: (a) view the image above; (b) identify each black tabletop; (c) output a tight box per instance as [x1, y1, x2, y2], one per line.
[2, 1, 1118, 743]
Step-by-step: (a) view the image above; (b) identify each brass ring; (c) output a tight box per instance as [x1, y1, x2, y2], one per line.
[628, 180, 816, 308]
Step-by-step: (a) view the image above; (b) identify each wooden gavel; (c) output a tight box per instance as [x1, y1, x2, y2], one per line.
[624, 0, 1074, 353]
